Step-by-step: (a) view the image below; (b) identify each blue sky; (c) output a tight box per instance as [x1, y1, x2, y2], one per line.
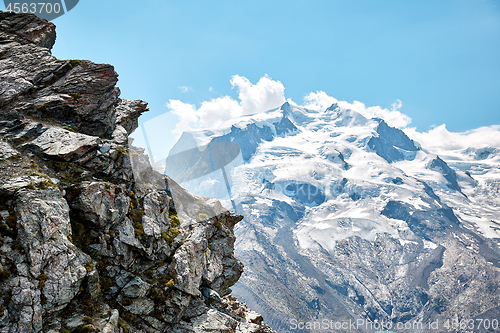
[2, 0, 499, 153]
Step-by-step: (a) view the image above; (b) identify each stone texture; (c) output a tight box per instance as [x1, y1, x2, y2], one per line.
[0, 12, 275, 333]
[170, 295, 275, 333]
[74, 181, 130, 227]
[0, 141, 19, 160]
[0, 12, 56, 49]
[26, 127, 100, 159]
[112, 99, 148, 143]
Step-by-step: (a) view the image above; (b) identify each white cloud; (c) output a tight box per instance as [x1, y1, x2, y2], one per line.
[404, 124, 500, 153]
[168, 75, 285, 137]
[178, 86, 192, 93]
[303, 91, 337, 111]
[166, 100, 197, 135]
[391, 99, 403, 111]
[197, 96, 243, 128]
[346, 100, 411, 128]
[230, 74, 285, 115]
[302, 91, 411, 128]
[168, 78, 499, 156]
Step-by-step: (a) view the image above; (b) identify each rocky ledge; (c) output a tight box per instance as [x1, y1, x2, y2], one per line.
[0, 12, 275, 333]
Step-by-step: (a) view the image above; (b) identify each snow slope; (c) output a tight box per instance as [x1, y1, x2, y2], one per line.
[167, 101, 500, 332]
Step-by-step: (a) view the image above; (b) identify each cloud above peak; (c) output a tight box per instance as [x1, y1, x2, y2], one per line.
[303, 91, 411, 128]
[167, 76, 499, 156]
[302, 91, 337, 112]
[230, 74, 285, 116]
[169, 78, 413, 139]
[404, 124, 500, 153]
[167, 74, 285, 136]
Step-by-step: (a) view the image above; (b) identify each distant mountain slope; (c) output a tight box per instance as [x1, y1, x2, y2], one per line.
[169, 101, 500, 332]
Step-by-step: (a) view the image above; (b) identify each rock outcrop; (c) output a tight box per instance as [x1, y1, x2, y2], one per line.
[0, 13, 275, 333]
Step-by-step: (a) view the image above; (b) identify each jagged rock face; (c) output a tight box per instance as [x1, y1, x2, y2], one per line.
[0, 12, 144, 139]
[0, 13, 275, 333]
[367, 118, 420, 163]
[0, 12, 56, 50]
[427, 156, 461, 192]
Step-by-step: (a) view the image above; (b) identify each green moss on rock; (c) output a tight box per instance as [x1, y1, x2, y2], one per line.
[169, 210, 180, 226]
[73, 324, 97, 333]
[117, 320, 130, 333]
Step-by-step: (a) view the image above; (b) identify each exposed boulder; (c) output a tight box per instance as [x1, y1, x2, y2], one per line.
[0, 12, 147, 138]
[26, 127, 100, 159]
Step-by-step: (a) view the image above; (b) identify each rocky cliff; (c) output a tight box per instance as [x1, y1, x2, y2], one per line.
[0, 12, 275, 333]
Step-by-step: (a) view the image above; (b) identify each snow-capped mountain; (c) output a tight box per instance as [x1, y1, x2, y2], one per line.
[167, 101, 500, 332]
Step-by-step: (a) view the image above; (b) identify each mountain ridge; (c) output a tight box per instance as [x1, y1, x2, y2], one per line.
[170, 99, 500, 332]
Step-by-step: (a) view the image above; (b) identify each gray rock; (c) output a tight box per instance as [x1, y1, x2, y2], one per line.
[123, 297, 155, 315]
[122, 276, 150, 298]
[0, 43, 56, 104]
[75, 181, 130, 227]
[0, 141, 19, 160]
[26, 127, 100, 159]
[0, 13, 275, 333]
[367, 118, 420, 163]
[142, 190, 172, 238]
[112, 99, 148, 141]
[0, 176, 50, 195]
[38, 61, 120, 137]
[86, 269, 101, 300]
[201, 287, 221, 302]
[102, 309, 119, 333]
[0, 13, 56, 49]
[171, 307, 275, 333]
[10, 122, 47, 141]
[116, 217, 145, 250]
[10, 277, 42, 333]
[15, 189, 91, 308]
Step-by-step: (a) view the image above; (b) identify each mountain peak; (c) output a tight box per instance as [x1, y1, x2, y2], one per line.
[368, 118, 420, 163]
[326, 102, 340, 112]
[279, 101, 292, 116]
[167, 86, 500, 333]
[427, 155, 461, 192]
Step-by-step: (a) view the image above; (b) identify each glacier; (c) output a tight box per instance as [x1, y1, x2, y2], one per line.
[162, 101, 500, 332]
